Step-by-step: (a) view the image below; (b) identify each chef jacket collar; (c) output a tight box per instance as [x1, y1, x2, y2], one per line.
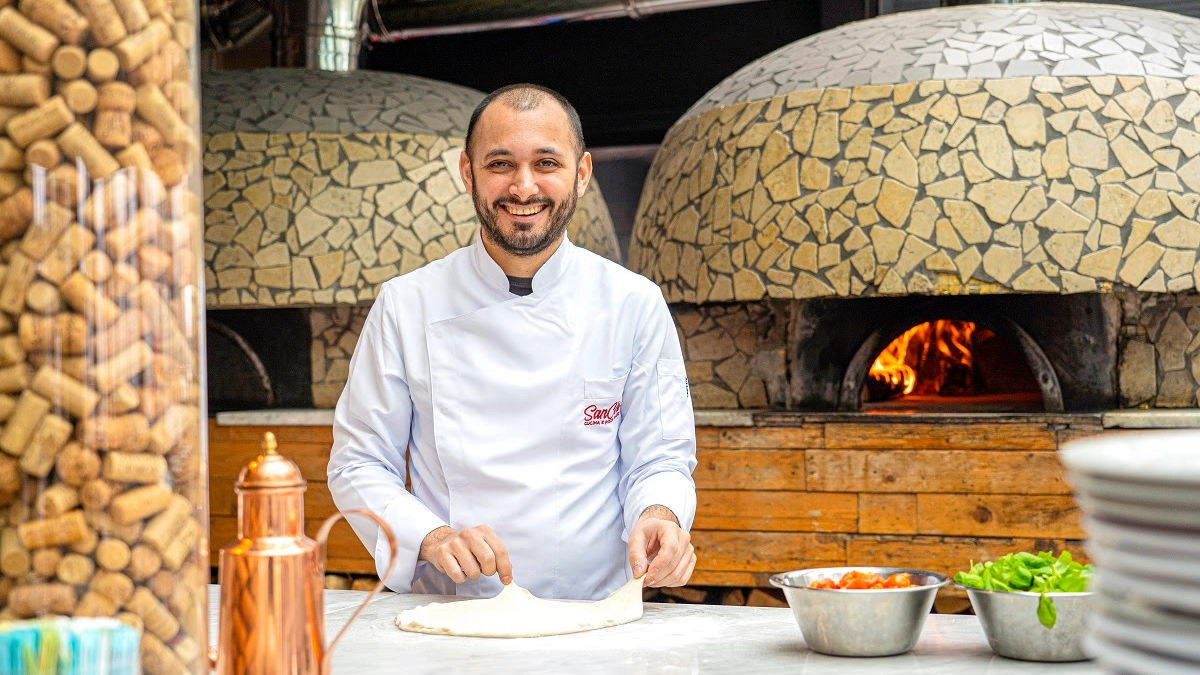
[470, 232, 573, 297]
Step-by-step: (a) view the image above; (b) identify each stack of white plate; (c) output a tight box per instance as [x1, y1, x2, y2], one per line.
[1060, 430, 1200, 675]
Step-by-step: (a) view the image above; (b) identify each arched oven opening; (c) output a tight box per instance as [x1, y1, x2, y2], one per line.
[840, 316, 1061, 413]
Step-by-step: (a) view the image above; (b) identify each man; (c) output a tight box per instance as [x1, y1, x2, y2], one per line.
[327, 84, 697, 601]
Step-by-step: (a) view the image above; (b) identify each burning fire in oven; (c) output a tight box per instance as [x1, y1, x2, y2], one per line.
[868, 320, 978, 400]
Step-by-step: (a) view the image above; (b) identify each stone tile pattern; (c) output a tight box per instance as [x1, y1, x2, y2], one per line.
[1116, 289, 1200, 408]
[204, 131, 620, 308]
[673, 302, 788, 409]
[687, 4, 1200, 119]
[631, 74, 1200, 303]
[310, 306, 370, 408]
[203, 69, 482, 136]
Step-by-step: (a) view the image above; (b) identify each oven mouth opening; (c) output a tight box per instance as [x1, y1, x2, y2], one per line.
[860, 319, 1044, 413]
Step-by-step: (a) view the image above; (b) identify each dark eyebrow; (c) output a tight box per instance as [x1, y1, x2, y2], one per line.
[484, 148, 513, 160]
[536, 148, 564, 158]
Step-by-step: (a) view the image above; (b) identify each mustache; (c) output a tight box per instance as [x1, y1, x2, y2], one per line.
[493, 197, 553, 209]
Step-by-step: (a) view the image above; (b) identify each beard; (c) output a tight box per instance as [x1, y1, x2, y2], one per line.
[473, 175, 578, 258]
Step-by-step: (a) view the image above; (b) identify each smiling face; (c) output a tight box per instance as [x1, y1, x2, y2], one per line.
[460, 99, 592, 259]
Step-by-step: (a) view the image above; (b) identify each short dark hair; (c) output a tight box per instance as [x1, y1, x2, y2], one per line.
[465, 84, 585, 160]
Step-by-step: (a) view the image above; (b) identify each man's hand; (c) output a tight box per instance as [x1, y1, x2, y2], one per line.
[419, 525, 514, 585]
[627, 505, 696, 588]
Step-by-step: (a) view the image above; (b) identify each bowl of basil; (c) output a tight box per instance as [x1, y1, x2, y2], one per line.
[954, 551, 1095, 662]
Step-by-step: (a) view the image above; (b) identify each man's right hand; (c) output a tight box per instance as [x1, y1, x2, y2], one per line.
[418, 525, 514, 585]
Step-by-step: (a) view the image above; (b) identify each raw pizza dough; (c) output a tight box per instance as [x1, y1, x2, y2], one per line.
[395, 576, 644, 638]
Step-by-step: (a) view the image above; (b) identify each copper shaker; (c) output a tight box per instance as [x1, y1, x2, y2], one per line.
[210, 432, 397, 675]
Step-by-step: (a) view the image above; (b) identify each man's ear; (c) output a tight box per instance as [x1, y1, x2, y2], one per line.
[576, 151, 593, 196]
[459, 149, 473, 193]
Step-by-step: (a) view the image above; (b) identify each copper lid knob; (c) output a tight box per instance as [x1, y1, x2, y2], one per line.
[236, 431, 306, 490]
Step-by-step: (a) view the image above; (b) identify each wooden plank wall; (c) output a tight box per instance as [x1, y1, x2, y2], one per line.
[208, 419, 1111, 586]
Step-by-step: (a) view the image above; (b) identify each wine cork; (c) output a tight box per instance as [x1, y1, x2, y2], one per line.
[0, 389, 48, 456]
[31, 364, 100, 418]
[0, 525, 29, 575]
[140, 631, 187, 675]
[76, 0, 127, 47]
[50, 44, 85, 78]
[18, 313, 88, 354]
[35, 482, 77, 516]
[85, 47, 118, 82]
[172, 20, 191, 50]
[129, 119, 161, 154]
[0, 187, 32, 242]
[19, 412, 72, 477]
[24, 280, 60, 313]
[146, 403, 184, 454]
[170, 634, 198, 666]
[111, 0, 149, 33]
[78, 477, 111, 509]
[160, 79, 191, 119]
[84, 507, 141, 543]
[8, 582, 75, 617]
[114, 141, 149, 170]
[75, 589, 118, 616]
[80, 250, 113, 283]
[147, 568, 174, 600]
[90, 308, 145, 360]
[20, 202, 73, 263]
[0, 40, 19, 74]
[0, 73, 47, 106]
[24, 138, 59, 168]
[17, 508, 86, 548]
[108, 483, 170, 524]
[30, 545, 60, 576]
[0, 7, 59, 63]
[0, 336, 17, 367]
[57, 79, 96, 114]
[133, 281, 187, 362]
[45, 164, 80, 208]
[19, 55, 49, 77]
[137, 244, 170, 280]
[61, 272, 121, 327]
[135, 84, 187, 147]
[159, 515, 194, 570]
[56, 551, 94, 584]
[57, 122, 120, 179]
[0, 362, 28, 392]
[113, 18, 167, 71]
[0, 453, 18, 493]
[54, 441, 99, 486]
[115, 610, 142, 631]
[92, 340, 151, 393]
[98, 382, 138, 414]
[103, 451, 165, 485]
[18, 0, 90, 45]
[95, 536, 129, 571]
[38, 223, 96, 285]
[90, 569, 133, 604]
[127, 541, 158, 580]
[149, 146, 181, 186]
[104, 262, 139, 298]
[26, 352, 85, 381]
[127, 586, 176, 640]
[0, 138, 21, 170]
[95, 108, 131, 148]
[103, 207, 160, 260]
[0, 252, 36, 315]
[139, 492, 184, 553]
[66, 524, 96, 553]
[77, 413, 149, 452]
[6, 95, 73, 148]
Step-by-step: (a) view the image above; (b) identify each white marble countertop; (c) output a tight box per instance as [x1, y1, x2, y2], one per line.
[207, 586, 1100, 674]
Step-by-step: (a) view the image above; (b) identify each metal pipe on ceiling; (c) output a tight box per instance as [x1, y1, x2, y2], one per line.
[306, 0, 772, 70]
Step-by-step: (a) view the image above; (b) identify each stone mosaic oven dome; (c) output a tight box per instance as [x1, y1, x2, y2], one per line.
[203, 69, 620, 308]
[631, 3, 1200, 303]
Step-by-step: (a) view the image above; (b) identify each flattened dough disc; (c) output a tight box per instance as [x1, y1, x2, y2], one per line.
[395, 576, 644, 638]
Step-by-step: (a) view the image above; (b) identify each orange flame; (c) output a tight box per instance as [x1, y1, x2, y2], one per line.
[869, 320, 977, 398]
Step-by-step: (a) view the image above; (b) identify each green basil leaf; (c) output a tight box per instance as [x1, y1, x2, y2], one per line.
[1037, 593, 1057, 630]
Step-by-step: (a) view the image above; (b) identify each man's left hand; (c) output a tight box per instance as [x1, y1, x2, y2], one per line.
[627, 505, 696, 588]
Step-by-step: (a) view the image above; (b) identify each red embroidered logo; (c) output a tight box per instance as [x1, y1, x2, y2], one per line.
[584, 401, 621, 426]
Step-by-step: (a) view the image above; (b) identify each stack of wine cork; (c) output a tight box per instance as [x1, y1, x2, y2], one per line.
[0, 0, 203, 674]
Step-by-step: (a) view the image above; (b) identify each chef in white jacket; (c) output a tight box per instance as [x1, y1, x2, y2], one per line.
[327, 84, 698, 601]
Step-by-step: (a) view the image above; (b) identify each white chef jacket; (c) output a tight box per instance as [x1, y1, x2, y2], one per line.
[326, 235, 697, 601]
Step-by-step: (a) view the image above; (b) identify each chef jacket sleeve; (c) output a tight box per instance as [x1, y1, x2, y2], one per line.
[616, 289, 698, 541]
[327, 284, 448, 593]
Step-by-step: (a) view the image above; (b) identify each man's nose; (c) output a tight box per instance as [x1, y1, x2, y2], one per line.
[509, 166, 538, 200]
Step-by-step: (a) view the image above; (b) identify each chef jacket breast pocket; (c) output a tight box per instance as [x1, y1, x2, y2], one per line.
[583, 375, 627, 430]
[656, 359, 693, 440]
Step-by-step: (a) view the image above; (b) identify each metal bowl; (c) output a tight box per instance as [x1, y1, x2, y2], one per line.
[769, 567, 948, 657]
[960, 586, 1094, 662]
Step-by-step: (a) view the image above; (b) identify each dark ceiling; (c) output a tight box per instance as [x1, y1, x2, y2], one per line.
[359, 0, 823, 147]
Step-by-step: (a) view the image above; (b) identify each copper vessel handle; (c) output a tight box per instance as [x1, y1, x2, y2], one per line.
[315, 508, 399, 675]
